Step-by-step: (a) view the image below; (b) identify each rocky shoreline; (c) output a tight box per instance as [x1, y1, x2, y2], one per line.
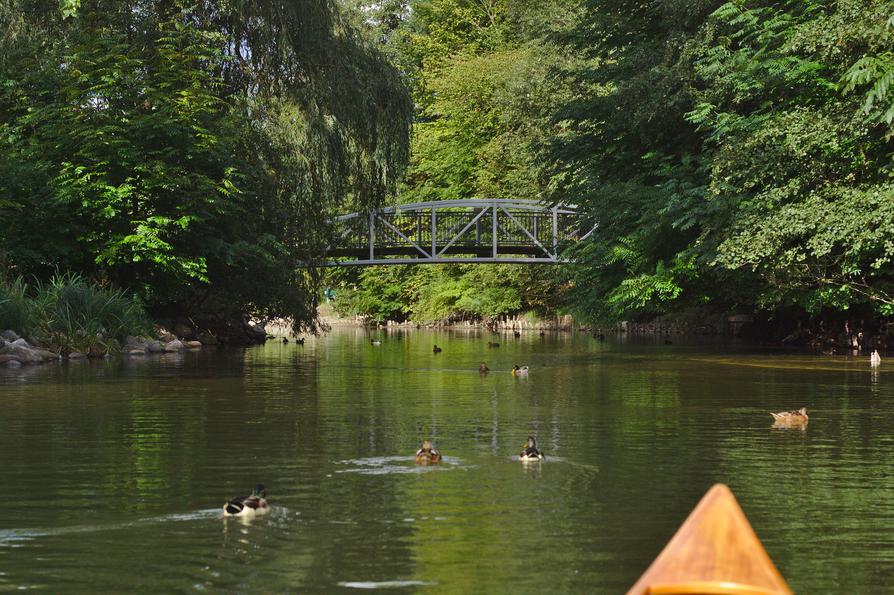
[313, 306, 891, 354]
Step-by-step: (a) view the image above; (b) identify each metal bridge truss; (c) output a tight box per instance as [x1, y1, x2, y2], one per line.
[320, 199, 592, 266]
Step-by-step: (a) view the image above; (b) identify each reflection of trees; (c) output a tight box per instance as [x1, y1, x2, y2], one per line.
[3, 333, 893, 591]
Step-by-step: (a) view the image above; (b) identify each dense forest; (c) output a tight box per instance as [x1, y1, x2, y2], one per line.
[0, 0, 411, 337]
[2, 0, 894, 339]
[334, 0, 894, 333]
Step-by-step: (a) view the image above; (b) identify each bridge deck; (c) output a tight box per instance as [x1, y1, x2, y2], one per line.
[317, 199, 591, 266]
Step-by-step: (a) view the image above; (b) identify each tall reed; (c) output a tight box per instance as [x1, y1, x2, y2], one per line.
[0, 276, 32, 334]
[0, 272, 151, 354]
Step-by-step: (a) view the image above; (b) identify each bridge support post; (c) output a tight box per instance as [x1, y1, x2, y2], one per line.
[369, 212, 375, 261]
[552, 206, 558, 259]
[431, 208, 437, 257]
[492, 201, 498, 259]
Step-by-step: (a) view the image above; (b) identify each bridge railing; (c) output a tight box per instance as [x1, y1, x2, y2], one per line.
[320, 199, 591, 265]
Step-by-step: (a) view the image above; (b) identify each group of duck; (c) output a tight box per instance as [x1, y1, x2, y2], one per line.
[476, 362, 529, 376]
[414, 436, 544, 465]
[223, 436, 545, 518]
[227, 347, 885, 515]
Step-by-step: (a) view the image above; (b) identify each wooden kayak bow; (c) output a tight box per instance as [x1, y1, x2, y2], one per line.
[626, 484, 793, 595]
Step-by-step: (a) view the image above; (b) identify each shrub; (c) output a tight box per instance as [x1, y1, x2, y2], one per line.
[29, 272, 152, 354]
[0, 276, 32, 334]
[0, 272, 151, 354]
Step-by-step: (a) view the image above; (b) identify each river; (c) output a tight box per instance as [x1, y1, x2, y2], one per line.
[0, 329, 891, 592]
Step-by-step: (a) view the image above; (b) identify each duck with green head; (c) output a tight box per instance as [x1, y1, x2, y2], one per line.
[520, 436, 545, 461]
[223, 484, 269, 517]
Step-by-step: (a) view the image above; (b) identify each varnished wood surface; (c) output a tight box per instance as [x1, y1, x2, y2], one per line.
[627, 484, 793, 595]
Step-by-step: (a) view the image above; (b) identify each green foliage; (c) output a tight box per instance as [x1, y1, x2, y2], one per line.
[333, 263, 563, 323]
[0, 272, 151, 353]
[555, 0, 894, 323]
[28, 272, 152, 354]
[0, 0, 411, 330]
[331, 266, 416, 323]
[334, 1, 573, 324]
[0, 275, 31, 333]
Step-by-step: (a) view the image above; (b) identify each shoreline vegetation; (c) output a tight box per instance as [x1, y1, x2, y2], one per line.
[0, 272, 265, 367]
[2, 274, 889, 369]
[2, 2, 893, 366]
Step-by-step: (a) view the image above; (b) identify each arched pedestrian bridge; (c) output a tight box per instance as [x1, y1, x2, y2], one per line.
[319, 199, 592, 266]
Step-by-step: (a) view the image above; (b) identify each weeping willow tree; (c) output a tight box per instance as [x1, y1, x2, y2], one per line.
[0, 0, 411, 335]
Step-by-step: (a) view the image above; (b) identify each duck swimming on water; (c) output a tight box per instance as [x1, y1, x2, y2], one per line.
[479, 363, 490, 373]
[871, 350, 881, 367]
[520, 436, 545, 461]
[770, 407, 808, 426]
[512, 365, 529, 377]
[415, 440, 442, 465]
[223, 484, 269, 517]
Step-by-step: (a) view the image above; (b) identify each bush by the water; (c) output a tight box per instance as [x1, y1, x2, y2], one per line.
[0, 273, 150, 354]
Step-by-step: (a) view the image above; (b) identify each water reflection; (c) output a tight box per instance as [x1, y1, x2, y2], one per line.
[0, 331, 891, 592]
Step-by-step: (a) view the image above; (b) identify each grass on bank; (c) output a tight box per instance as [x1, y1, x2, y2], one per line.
[0, 272, 151, 354]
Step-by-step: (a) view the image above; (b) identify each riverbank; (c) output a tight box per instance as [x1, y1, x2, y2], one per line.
[309, 303, 891, 355]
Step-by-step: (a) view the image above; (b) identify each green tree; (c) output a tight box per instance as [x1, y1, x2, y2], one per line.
[0, 0, 412, 333]
[332, 0, 574, 324]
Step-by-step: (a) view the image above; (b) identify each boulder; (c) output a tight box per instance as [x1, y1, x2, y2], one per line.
[1, 329, 20, 342]
[10, 337, 29, 347]
[3, 359, 22, 368]
[146, 340, 164, 353]
[33, 347, 60, 360]
[68, 352, 86, 359]
[184, 340, 203, 349]
[163, 339, 184, 352]
[88, 345, 107, 358]
[0, 343, 58, 364]
[244, 321, 267, 342]
[127, 348, 147, 356]
[123, 335, 145, 347]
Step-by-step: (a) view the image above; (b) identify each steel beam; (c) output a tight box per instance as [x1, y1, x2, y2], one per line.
[317, 198, 591, 266]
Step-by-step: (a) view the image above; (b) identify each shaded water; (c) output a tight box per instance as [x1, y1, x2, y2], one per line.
[1, 329, 892, 592]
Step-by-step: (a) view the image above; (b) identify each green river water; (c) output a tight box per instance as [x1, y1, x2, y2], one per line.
[1, 329, 892, 593]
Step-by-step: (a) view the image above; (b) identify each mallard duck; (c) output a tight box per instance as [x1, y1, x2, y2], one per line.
[871, 350, 881, 367]
[514, 331, 521, 338]
[770, 407, 808, 426]
[479, 362, 490, 373]
[371, 339, 382, 346]
[487, 341, 500, 348]
[223, 484, 269, 517]
[520, 436, 545, 461]
[433, 345, 442, 353]
[296, 337, 305, 345]
[282, 337, 289, 344]
[512, 365, 529, 377]
[415, 440, 442, 465]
